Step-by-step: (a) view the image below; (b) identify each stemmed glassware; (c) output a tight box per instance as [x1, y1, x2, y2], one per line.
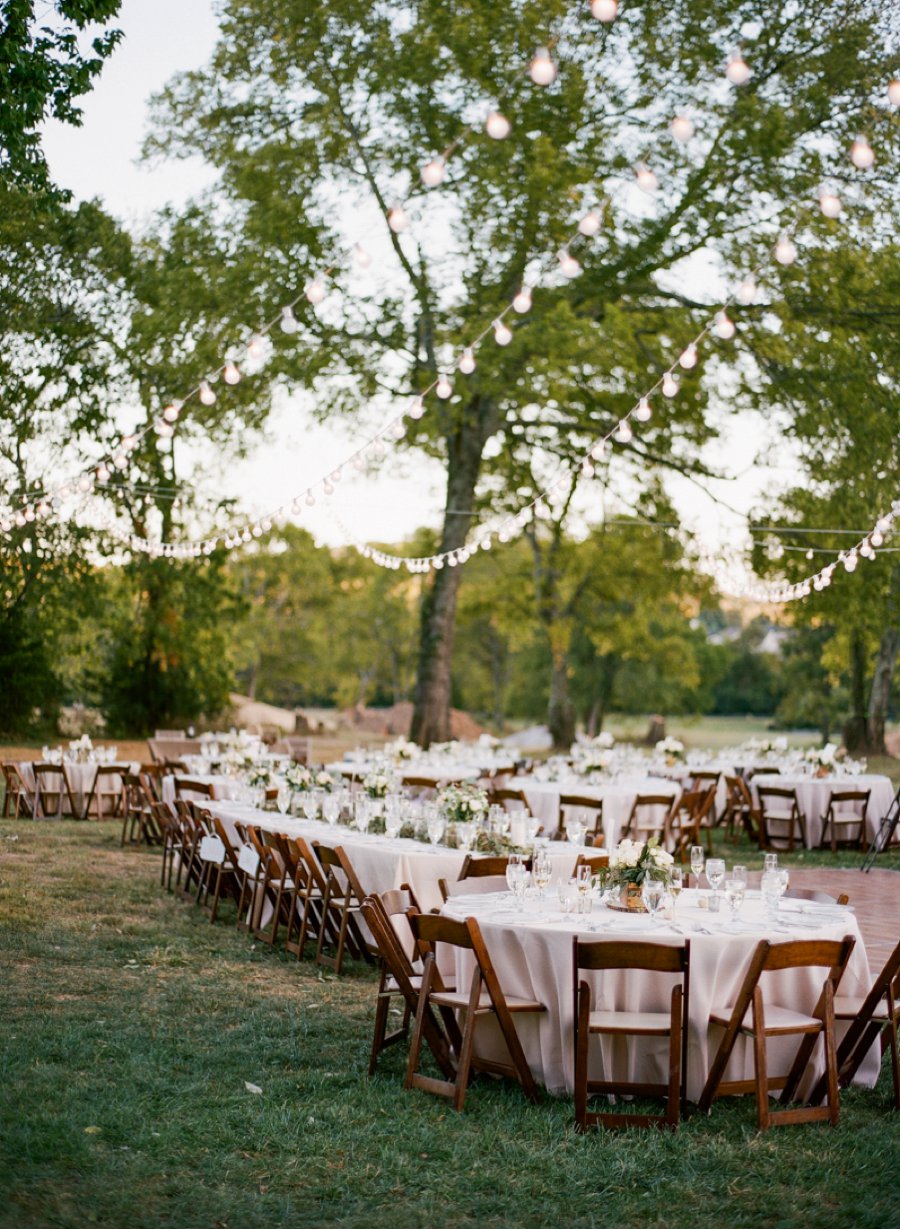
[724, 877, 746, 928]
[532, 848, 552, 902]
[566, 817, 586, 847]
[426, 812, 446, 847]
[690, 845, 705, 890]
[670, 867, 683, 915]
[456, 820, 475, 851]
[524, 812, 541, 842]
[575, 865, 593, 913]
[322, 793, 340, 826]
[641, 877, 666, 924]
[506, 853, 525, 893]
[705, 857, 726, 908]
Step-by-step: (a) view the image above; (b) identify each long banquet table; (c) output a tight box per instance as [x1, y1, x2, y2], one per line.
[19, 760, 138, 816]
[209, 801, 580, 914]
[751, 773, 894, 848]
[441, 888, 878, 1101]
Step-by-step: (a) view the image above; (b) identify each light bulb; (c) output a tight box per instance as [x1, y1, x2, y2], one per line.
[353, 454, 366, 471]
[392, 419, 406, 439]
[850, 136, 875, 169]
[305, 276, 326, 304]
[888, 79, 900, 106]
[408, 395, 425, 419]
[122, 434, 137, 452]
[715, 311, 735, 340]
[433, 556, 445, 567]
[615, 420, 633, 443]
[388, 203, 409, 232]
[662, 371, 679, 397]
[322, 480, 334, 496]
[591, 0, 617, 21]
[493, 319, 513, 346]
[558, 250, 581, 278]
[480, 537, 492, 551]
[223, 360, 241, 384]
[198, 380, 217, 406]
[114, 452, 129, 470]
[590, 440, 607, 460]
[860, 541, 875, 559]
[634, 397, 652, 422]
[354, 243, 371, 268]
[485, 111, 511, 140]
[14, 512, 26, 527]
[529, 47, 557, 86]
[871, 530, 884, 547]
[671, 114, 694, 142]
[725, 49, 751, 85]
[280, 305, 298, 334]
[819, 187, 841, 218]
[679, 342, 698, 370]
[305, 492, 316, 507]
[373, 439, 386, 458]
[635, 163, 658, 192]
[737, 275, 757, 304]
[581, 459, 595, 477]
[96, 464, 110, 483]
[156, 421, 174, 439]
[162, 400, 182, 423]
[513, 286, 532, 313]
[247, 333, 265, 358]
[579, 208, 602, 236]
[843, 551, 858, 572]
[436, 374, 453, 399]
[458, 348, 476, 374]
[775, 234, 797, 265]
[421, 157, 446, 188]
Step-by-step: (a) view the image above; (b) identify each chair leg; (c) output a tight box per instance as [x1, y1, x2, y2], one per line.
[574, 984, 590, 1132]
[822, 982, 840, 1126]
[752, 989, 770, 1130]
[667, 986, 683, 1128]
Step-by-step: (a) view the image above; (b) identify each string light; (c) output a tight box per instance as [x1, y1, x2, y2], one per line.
[305, 277, 326, 305]
[354, 243, 372, 268]
[819, 187, 842, 218]
[578, 207, 604, 237]
[725, 49, 751, 86]
[670, 115, 694, 142]
[458, 348, 476, 374]
[280, 306, 299, 334]
[888, 79, 900, 106]
[485, 112, 511, 140]
[775, 233, 797, 265]
[512, 286, 533, 313]
[199, 380, 217, 406]
[435, 374, 453, 399]
[558, 250, 581, 279]
[493, 319, 513, 346]
[247, 334, 265, 359]
[634, 397, 652, 422]
[223, 361, 241, 385]
[678, 342, 698, 370]
[850, 136, 875, 169]
[635, 163, 658, 193]
[662, 371, 679, 397]
[529, 47, 558, 86]
[714, 311, 735, 340]
[591, 0, 618, 21]
[737, 275, 757, 304]
[421, 157, 446, 188]
[388, 204, 409, 233]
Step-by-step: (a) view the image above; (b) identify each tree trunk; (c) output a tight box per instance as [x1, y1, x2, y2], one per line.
[842, 628, 868, 752]
[548, 651, 576, 749]
[411, 403, 489, 747]
[867, 626, 900, 754]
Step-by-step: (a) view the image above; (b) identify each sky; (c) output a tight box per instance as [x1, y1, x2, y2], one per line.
[40, 0, 788, 567]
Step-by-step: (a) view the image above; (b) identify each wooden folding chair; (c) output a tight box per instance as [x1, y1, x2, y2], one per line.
[488, 787, 530, 811]
[811, 937, 900, 1110]
[82, 764, 126, 821]
[573, 937, 690, 1131]
[173, 800, 205, 896]
[314, 843, 375, 973]
[2, 763, 36, 818]
[439, 874, 511, 904]
[174, 777, 217, 801]
[459, 854, 521, 880]
[622, 794, 677, 844]
[558, 794, 604, 844]
[820, 789, 870, 852]
[757, 786, 806, 851]
[697, 935, 856, 1129]
[360, 894, 456, 1081]
[32, 763, 79, 819]
[573, 852, 609, 875]
[282, 835, 336, 959]
[723, 775, 760, 844]
[150, 800, 181, 889]
[401, 775, 438, 799]
[784, 888, 850, 907]
[405, 911, 545, 1111]
[668, 786, 716, 861]
[198, 815, 244, 923]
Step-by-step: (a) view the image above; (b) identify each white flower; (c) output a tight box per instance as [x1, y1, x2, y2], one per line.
[592, 731, 615, 749]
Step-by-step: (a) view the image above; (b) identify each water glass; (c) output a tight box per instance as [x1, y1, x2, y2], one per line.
[764, 852, 779, 873]
[641, 878, 666, 923]
[732, 864, 748, 888]
[761, 870, 781, 919]
[532, 850, 552, 900]
[558, 879, 577, 914]
[426, 814, 445, 847]
[506, 854, 525, 893]
[524, 813, 541, 842]
[322, 794, 340, 827]
[706, 858, 725, 899]
[724, 878, 746, 927]
[566, 817, 586, 847]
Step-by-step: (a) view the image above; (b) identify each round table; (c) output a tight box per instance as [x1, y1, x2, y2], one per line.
[751, 773, 894, 848]
[441, 887, 877, 1101]
[509, 775, 680, 847]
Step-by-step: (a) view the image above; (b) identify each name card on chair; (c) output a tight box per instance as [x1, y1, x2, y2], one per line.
[199, 834, 226, 864]
[238, 843, 260, 875]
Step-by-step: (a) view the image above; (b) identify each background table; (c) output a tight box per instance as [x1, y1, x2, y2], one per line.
[752, 773, 894, 847]
[509, 775, 680, 846]
[19, 761, 138, 817]
[441, 889, 876, 1101]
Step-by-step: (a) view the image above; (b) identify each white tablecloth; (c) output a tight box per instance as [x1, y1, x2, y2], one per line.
[510, 776, 680, 847]
[441, 889, 877, 1101]
[327, 760, 511, 786]
[161, 774, 245, 805]
[209, 802, 579, 913]
[752, 774, 894, 847]
[20, 761, 138, 816]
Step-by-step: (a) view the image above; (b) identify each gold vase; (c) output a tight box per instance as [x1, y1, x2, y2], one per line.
[621, 883, 647, 912]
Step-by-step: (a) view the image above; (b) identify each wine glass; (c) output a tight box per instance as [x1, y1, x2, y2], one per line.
[566, 817, 586, 847]
[724, 878, 746, 928]
[690, 845, 705, 890]
[670, 867, 683, 913]
[355, 797, 372, 833]
[706, 857, 726, 905]
[557, 879, 577, 914]
[575, 865, 593, 913]
[532, 849, 552, 901]
[764, 852, 779, 874]
[322, 793, 340, 827]
[506, 854, 525, 893]
[641, 877, 666, 924]
[732, 864, 748, 889]
[524, 812, 541, 843]
[426, 813, 445, 847]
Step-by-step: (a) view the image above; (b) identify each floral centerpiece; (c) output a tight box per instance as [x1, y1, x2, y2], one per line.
[437, 782, 489, 826]
[744, 735, 788, 755]
[655, 736, 685, 765]
[284, 764, 314, 793]
[384, 737, 418, 761]
[805, 742, 843, 777]
[606, 837, 674, 911]
[363, 771, 393, 799]
[222, 746, 256, 775]
[578, 750, 613, 776]
[247, 762, 277, 789]
[68, 734, 94, 763]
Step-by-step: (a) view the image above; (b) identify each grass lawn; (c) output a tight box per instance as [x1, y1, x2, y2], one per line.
[0, 820, 897, 1229]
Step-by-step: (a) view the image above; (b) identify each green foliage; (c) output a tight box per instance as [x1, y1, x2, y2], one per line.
[0, 0, 122, 199]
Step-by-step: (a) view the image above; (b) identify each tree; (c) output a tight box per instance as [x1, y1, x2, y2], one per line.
[0, 0, 122, 199]
[144, 0, 900, 745]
